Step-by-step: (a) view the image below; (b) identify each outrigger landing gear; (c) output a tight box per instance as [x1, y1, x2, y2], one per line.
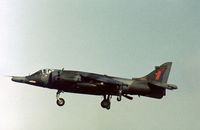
[56, 90, 65, 106]
[101, 95, 111, 110]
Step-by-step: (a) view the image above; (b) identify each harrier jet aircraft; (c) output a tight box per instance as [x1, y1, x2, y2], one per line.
[11, 62, 177, 110]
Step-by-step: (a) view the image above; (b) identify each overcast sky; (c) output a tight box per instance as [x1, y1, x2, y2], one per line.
[0, 0, 200, 130]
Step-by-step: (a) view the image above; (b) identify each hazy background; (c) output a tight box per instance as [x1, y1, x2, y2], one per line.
[0, 0, 200, 130]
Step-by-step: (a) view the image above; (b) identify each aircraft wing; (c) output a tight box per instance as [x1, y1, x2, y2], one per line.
[148, 81, 178, 90]
[80, 73, 123, 86]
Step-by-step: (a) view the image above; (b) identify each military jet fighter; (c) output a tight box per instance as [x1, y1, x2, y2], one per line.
[11, 62, 177, 110]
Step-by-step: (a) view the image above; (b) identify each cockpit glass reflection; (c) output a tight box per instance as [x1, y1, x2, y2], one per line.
[42, 69, 52, 75]
[30, 69, 52, 77]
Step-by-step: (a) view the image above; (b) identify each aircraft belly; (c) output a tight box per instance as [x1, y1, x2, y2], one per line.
[58, 83, 118, 95]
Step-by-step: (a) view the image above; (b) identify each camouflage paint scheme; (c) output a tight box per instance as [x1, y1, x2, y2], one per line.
[11, 62, 177, 110]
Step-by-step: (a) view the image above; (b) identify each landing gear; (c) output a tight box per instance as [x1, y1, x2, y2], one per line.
[57, 98, 65, 106]
[56, 90, 65, 106]
[117, 86, 122, 101]
[117, 96, 121, 101]
[101, 95, 111, 110]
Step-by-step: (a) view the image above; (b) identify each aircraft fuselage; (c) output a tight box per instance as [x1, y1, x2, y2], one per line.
[11, 62, 177, 109]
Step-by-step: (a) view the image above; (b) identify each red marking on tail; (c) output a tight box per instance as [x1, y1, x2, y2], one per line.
[155, 67, 166, 81]
[155, 71, 162, 80]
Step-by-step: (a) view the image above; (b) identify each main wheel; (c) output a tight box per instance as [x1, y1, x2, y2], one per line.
[106, 105, 110, 110]
[56, 98, 65, 106]
[101, 100, 110, 109]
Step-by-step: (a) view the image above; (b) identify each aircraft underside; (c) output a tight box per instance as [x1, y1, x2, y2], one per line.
[52, 83, 165, 110]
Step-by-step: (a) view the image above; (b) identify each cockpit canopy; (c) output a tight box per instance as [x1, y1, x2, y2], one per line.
[42, 69, 52, 75]
[30, 69, 53, 77]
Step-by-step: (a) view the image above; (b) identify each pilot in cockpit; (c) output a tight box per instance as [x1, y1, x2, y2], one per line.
[42, 69, 52, 75]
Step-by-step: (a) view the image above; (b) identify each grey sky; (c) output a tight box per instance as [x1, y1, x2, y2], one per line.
[0, 0, 200, 130]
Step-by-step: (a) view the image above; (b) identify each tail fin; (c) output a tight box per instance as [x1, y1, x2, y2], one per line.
[144, 62, 172, 83]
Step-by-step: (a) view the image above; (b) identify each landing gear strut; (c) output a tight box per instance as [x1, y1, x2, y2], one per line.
[56, 90, 65, 106]
[101, 95, 111, 110]
[117, 86, 123, 101]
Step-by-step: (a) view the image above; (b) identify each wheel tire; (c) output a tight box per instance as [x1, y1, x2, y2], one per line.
[101, 100, 110, 109]
[117, 96, 121, 101]
[106, 105, 110, 110]
[56, 98, 65, 106]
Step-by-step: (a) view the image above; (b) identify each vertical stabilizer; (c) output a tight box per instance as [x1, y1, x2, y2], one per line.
[145, 62, 172, 83]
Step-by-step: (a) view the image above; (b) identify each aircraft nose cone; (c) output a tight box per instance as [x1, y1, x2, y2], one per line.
[11, 76, 27, 83]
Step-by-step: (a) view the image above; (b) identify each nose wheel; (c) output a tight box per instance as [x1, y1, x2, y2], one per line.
[56, 90, 65, 106]
[101, 95, 111, 110]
